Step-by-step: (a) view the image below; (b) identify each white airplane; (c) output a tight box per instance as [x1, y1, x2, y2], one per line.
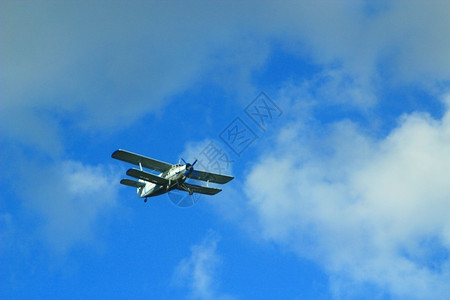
[112, 149, 234, 202]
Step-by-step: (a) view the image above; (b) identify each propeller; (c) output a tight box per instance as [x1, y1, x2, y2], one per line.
[168, 158, 201, 208]
[181, 158, 199, 178]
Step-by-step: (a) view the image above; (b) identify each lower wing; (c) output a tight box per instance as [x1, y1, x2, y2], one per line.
[120, 178, 145, 188]
[126, 168, 169, 186]
[176, 183, 222, 195]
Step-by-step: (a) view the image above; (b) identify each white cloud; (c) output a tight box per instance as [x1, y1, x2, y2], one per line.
[244, 96, 450, 299]
[3, 1, 449, 154]
[252, 0, 450, 109]
[173, 231, 236, 300]
[273, 1, 450, 84]
[0, 1, 268, 154]
[18, 160, 121, 253]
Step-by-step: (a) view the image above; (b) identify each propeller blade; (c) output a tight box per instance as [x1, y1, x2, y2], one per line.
[182, 159, 197, 177]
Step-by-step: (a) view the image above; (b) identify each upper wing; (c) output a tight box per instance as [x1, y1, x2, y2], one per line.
[187, 170, 234, 184]
[126, 168, 169, 186]
[112, 149, 173, 173]
[177, 183, 222, 195]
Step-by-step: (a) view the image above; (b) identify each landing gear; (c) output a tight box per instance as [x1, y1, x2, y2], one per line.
[144, 198, 147, 203]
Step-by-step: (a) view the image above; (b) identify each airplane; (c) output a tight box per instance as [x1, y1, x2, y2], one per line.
[112, 149, 234, 202]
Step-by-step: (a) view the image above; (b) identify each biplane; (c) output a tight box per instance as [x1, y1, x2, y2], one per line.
[112, 149, 233, 202]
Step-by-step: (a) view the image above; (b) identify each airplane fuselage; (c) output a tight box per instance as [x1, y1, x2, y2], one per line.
[137, 164, 189, 198]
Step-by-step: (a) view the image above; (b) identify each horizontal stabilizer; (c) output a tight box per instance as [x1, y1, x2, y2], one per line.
[120, 179, 145, 188]
[126, 168, 169, 186]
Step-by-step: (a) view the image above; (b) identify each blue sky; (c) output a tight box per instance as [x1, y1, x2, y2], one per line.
[1, 1, 450, 299]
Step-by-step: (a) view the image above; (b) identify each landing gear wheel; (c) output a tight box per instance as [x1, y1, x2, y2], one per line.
[144, 198, 147, 203]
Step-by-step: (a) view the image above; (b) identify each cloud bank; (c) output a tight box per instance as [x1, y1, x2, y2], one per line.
[2, 1, 449, 154]
[244, 96, 450, 299]
[17, 160, 120, 253]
